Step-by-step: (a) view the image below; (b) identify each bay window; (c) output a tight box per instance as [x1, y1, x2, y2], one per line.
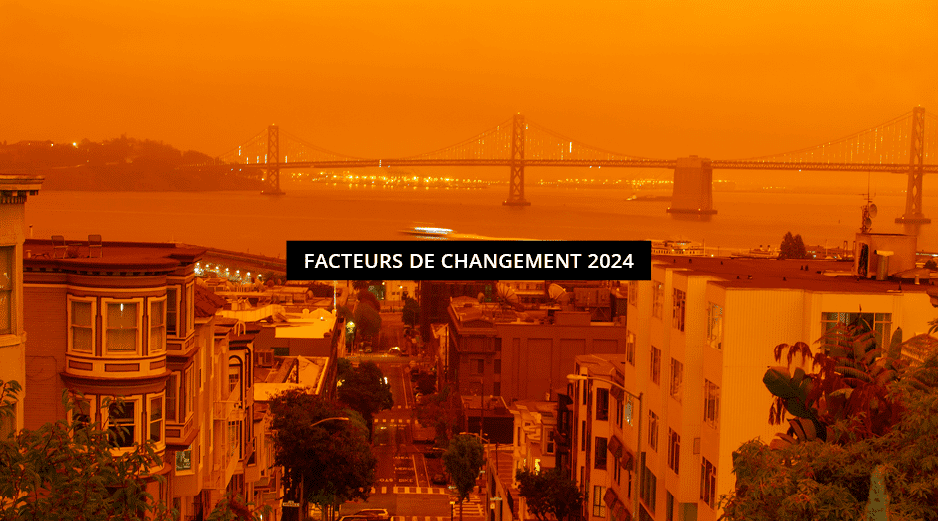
[104, 299, 141, 354]
[68, 297, 95, 353]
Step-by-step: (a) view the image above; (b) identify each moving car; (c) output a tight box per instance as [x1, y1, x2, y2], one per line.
[388, 346, 404, 356]
[431, 473, 448, 485]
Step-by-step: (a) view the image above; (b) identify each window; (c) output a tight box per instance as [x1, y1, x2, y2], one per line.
[176, 444, 193, 471]
[108, 400, 136, 448]
[670, 358, 683, 402]
[593, 485, 605, 517]
[166, 374, 177, 422]
[647, 411, 659, 451]
[547, 430, 555, 454]
[625, 330, 635, 366]
[104, 300, 140, 353]
[68, 298, 94, 353]
[596, 388, 609, 421]
[594, 436, 607, 469]
[186, 366, 195, 416]
[640, 452, 657, 513]
[667, 429, 680, 474]
[470, 358, 484, 376]
[493, 358, 501, 374]
[186, 284, 195, 335]
[629, 281, 638, 306]
[166, 287, 178, 336]
[613, 451, 621, 485]
[149, 396, 163, 443]
[822, 311, 892, 348]
[179, 368, 189, 419]
[73, 398, 91, 431]
[615, 396, 623, 428]
[672, 289, 685, 331]
[704, 379, 720, 428]
[651, 282, 664, 319]
[149, 299, 166, 353]
[493, 381, 501, 396]
[666, 491, 674, 521]
[701, 457, 717, 508]
[0, 246, 13, 335]
[707, 303, 723, 350]
[650, 346, 661, 385]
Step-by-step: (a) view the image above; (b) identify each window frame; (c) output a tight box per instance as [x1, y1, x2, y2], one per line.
[647, 410, 659, 451]
[651, 282, 664, 319]
[707, 303, 723, 350]
[67, 296, 97, 354]
[672, 288, 686, 332]
[186, 283, 195, 336]
[596, 388, 610, 421]
[667, 428, 680, 474]
[700, 457, 717, 509]
[149, 394, 164, 443]
[105, 396, 141, 449]
[650, 346, 661, 385]
[166, 373, 178, 423]
[594, 436, 608, 470]
[101, 297, 144, 356]
[0, 246, 14, 335]
[704, 379, 720, 429]
[669, 358, 683, 402]
[166, 286, 179, 337]
[593, 485, 606, 517]
[625, 330, 636, 366]
[148, 297, 167, 354]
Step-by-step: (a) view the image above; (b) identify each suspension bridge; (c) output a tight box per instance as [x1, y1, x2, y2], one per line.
[199, 107, 938, 222]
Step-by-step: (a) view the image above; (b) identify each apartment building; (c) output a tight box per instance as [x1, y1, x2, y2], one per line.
[589, 252, 938, 521]
[21, 238, 266, 517]
[446, 296, 628, 403]
[0, 175, 42, 435]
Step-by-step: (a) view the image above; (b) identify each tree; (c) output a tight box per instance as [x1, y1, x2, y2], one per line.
[515, 467, 583, 521]
[415, 371, 437, 395]
[269, 390, 377, 521]
[778, 231, 808, 260]
[402, 297, 420, 329]
[443, 434, 485, 521]
[336, 361, 393, 436]
[413, 384, 463, 447]
[0, 380, 175, 520]
[722, 328, 938, 520]
[352, 302, 382, 349]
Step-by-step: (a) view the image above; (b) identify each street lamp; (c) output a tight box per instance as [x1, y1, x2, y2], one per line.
[567, 374, 643, 521]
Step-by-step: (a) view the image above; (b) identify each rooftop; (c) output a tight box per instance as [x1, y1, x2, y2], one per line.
[654, 255, 936, 293]
[24, 238, 204, 272]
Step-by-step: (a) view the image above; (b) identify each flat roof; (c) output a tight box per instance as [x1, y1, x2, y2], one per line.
[654, 255, 933, 293]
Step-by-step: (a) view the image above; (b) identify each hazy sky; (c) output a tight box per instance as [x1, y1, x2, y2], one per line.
[2, 0, 936, 163]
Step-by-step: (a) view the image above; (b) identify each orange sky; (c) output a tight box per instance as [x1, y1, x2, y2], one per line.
[2, 0, 936, 165]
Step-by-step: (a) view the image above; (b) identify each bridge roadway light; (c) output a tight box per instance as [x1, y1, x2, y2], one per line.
[566, 374, 643, 521]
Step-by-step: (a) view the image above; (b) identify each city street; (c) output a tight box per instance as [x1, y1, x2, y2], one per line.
[339, 355, 488, 521]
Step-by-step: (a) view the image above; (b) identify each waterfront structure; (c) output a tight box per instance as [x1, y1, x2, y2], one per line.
[0, 175, 42, 435]
[445, 296, 629, 403]
[589, 254, 938, 521]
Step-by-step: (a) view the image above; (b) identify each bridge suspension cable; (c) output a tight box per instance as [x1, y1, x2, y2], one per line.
[524, 120, 660, 162]
[278, 130, 368, 164]
[730, 111, 919, 166]
[396, 117, 514, 161]
[216, 128, 270, 166]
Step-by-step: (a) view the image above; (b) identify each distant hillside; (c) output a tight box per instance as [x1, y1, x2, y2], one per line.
[0, 136, 264, 192]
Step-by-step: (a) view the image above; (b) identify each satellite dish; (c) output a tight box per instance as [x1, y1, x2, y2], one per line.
[868, 203, 878, 218]
[548, 283, 566, 301]
[864, 217, 873, 229]
[495, 282, 518, 304]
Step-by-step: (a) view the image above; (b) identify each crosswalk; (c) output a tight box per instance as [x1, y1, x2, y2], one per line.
[453, 495, 486, 519]
[370, 485, 451, 495]
[376, 417, 414, 424]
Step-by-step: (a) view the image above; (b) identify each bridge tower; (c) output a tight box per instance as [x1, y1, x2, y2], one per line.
[667, 156, 717, 216]
[262, 124, 285, 196]
[895, 107, 928, 225]
[503, 113, 531, 206]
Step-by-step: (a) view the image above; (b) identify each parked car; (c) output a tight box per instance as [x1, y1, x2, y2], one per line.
[354, 509, 390, 521]
[424, 447, 445, 459]
[388, 346, 404, 356]
[338, 516, 370, 521]
[431, 473, 448, 485]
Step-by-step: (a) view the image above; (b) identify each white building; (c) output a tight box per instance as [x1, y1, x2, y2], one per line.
[573, 254, 938, 521]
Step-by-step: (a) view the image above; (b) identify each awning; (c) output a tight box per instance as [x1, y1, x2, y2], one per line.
[614, 500, 630, 521]
[621, 448, 634, 470]
[609, 385, 624, 402]
[608, 434, 624, 460]
[603, 487, 619, 509]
